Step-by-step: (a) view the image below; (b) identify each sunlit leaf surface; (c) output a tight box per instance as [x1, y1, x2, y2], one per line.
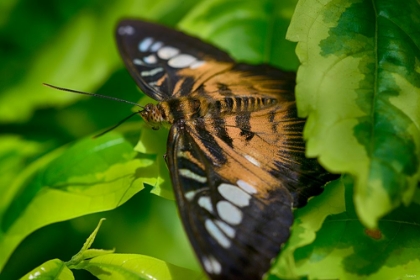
[80, 254, 205, 280]
[287, 0, 420, 227]
[0, 132, 154, 270]
[21, 259, 74, 280]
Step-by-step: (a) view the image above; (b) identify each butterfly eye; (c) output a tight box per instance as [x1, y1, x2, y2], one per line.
[139, 103, 165, 130]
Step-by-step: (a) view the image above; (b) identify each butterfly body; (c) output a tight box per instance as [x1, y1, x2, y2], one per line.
[142, 91, 281, 129]
[116, 19, 336, 279]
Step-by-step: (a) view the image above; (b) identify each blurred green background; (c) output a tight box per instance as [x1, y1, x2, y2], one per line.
[0, 0, 298, 278]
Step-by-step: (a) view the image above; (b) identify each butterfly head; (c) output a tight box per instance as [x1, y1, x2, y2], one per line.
[140, 103, 165, 130]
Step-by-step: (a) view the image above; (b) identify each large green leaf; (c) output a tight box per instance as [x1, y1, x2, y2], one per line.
[271, 179, 345, 277]
[0, 131, 158, 271]
[287, 0, 420, 227]
[274, 176, 420, 279]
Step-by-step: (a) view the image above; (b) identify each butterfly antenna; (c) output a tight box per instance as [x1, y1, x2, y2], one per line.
[93, 111, 140, 138]
[43, 83, 144, 109]
[43, 83, 145, 137]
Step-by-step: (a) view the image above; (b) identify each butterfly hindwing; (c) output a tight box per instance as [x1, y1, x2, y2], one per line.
[167, 121, 294, 279]
[116, 20, 235, 101]
[189, 63, 334, 207]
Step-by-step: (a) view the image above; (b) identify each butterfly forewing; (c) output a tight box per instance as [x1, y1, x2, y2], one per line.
[116, 20, 235, 101]
[115, 19, 337, 280]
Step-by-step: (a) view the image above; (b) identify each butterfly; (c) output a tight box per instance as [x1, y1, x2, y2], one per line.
[116, 19, 336, 280]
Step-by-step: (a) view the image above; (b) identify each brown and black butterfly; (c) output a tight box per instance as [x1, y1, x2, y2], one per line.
[116, 19, 336, 280]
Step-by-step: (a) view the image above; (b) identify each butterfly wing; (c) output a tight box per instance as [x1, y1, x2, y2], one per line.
[167, 120, 294, 280]
[116, 19, 235, 101]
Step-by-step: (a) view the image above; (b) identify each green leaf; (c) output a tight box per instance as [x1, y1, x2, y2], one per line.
[271, 179, 345, 278]
[287, 0, 420, 227]
[0, 135, 49, 203]
[20, 259, 74, 280]
[134, 120, 174, 200]
[66, 218, 115, 268]
[20, 218, 200, 280]
[0, 132, 155, 271]
[76, 254, 204, 280]
[178, 0, 299, 70]
[273, 176, 420, 279]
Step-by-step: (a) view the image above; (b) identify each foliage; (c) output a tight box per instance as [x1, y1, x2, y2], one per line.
[0, 0, 419, 279]
[288, 0, 420, 229]
[21, 219, 204, 280]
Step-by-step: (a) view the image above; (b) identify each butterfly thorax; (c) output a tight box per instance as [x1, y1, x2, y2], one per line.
[140, 95, 279, 129]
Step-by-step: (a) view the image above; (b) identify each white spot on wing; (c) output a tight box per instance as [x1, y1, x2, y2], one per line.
[168, 54, 197, 68]
[218, 183, 251, 207]
[143, 54, 157, 64]
[237, 180, 257, 194]
[141, 67, 163, 77]
[190, 60, 205, 69]
[133, 59, 145, 65]
[179, 169, 207, 183]
[198, 196, 213, 213]
[177, 150, 190, 159]
[217, 201, 243, 225]
[202, 255, 222, 274]
[244, 154, 261, 167]
[157, 46, 180, 59]
[150, 41, 163, 52]
[205, 219, 231, 248]
[118, 25, 134, 35]
[139, 37, 154, 52]
[215, 220, 235, 238]
[185, 190, 197, 201]
[202, 257, 212, 273]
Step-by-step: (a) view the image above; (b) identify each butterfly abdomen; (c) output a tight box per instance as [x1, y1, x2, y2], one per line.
[152, 95, 280, 126]
[208, 96, 278, 116]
